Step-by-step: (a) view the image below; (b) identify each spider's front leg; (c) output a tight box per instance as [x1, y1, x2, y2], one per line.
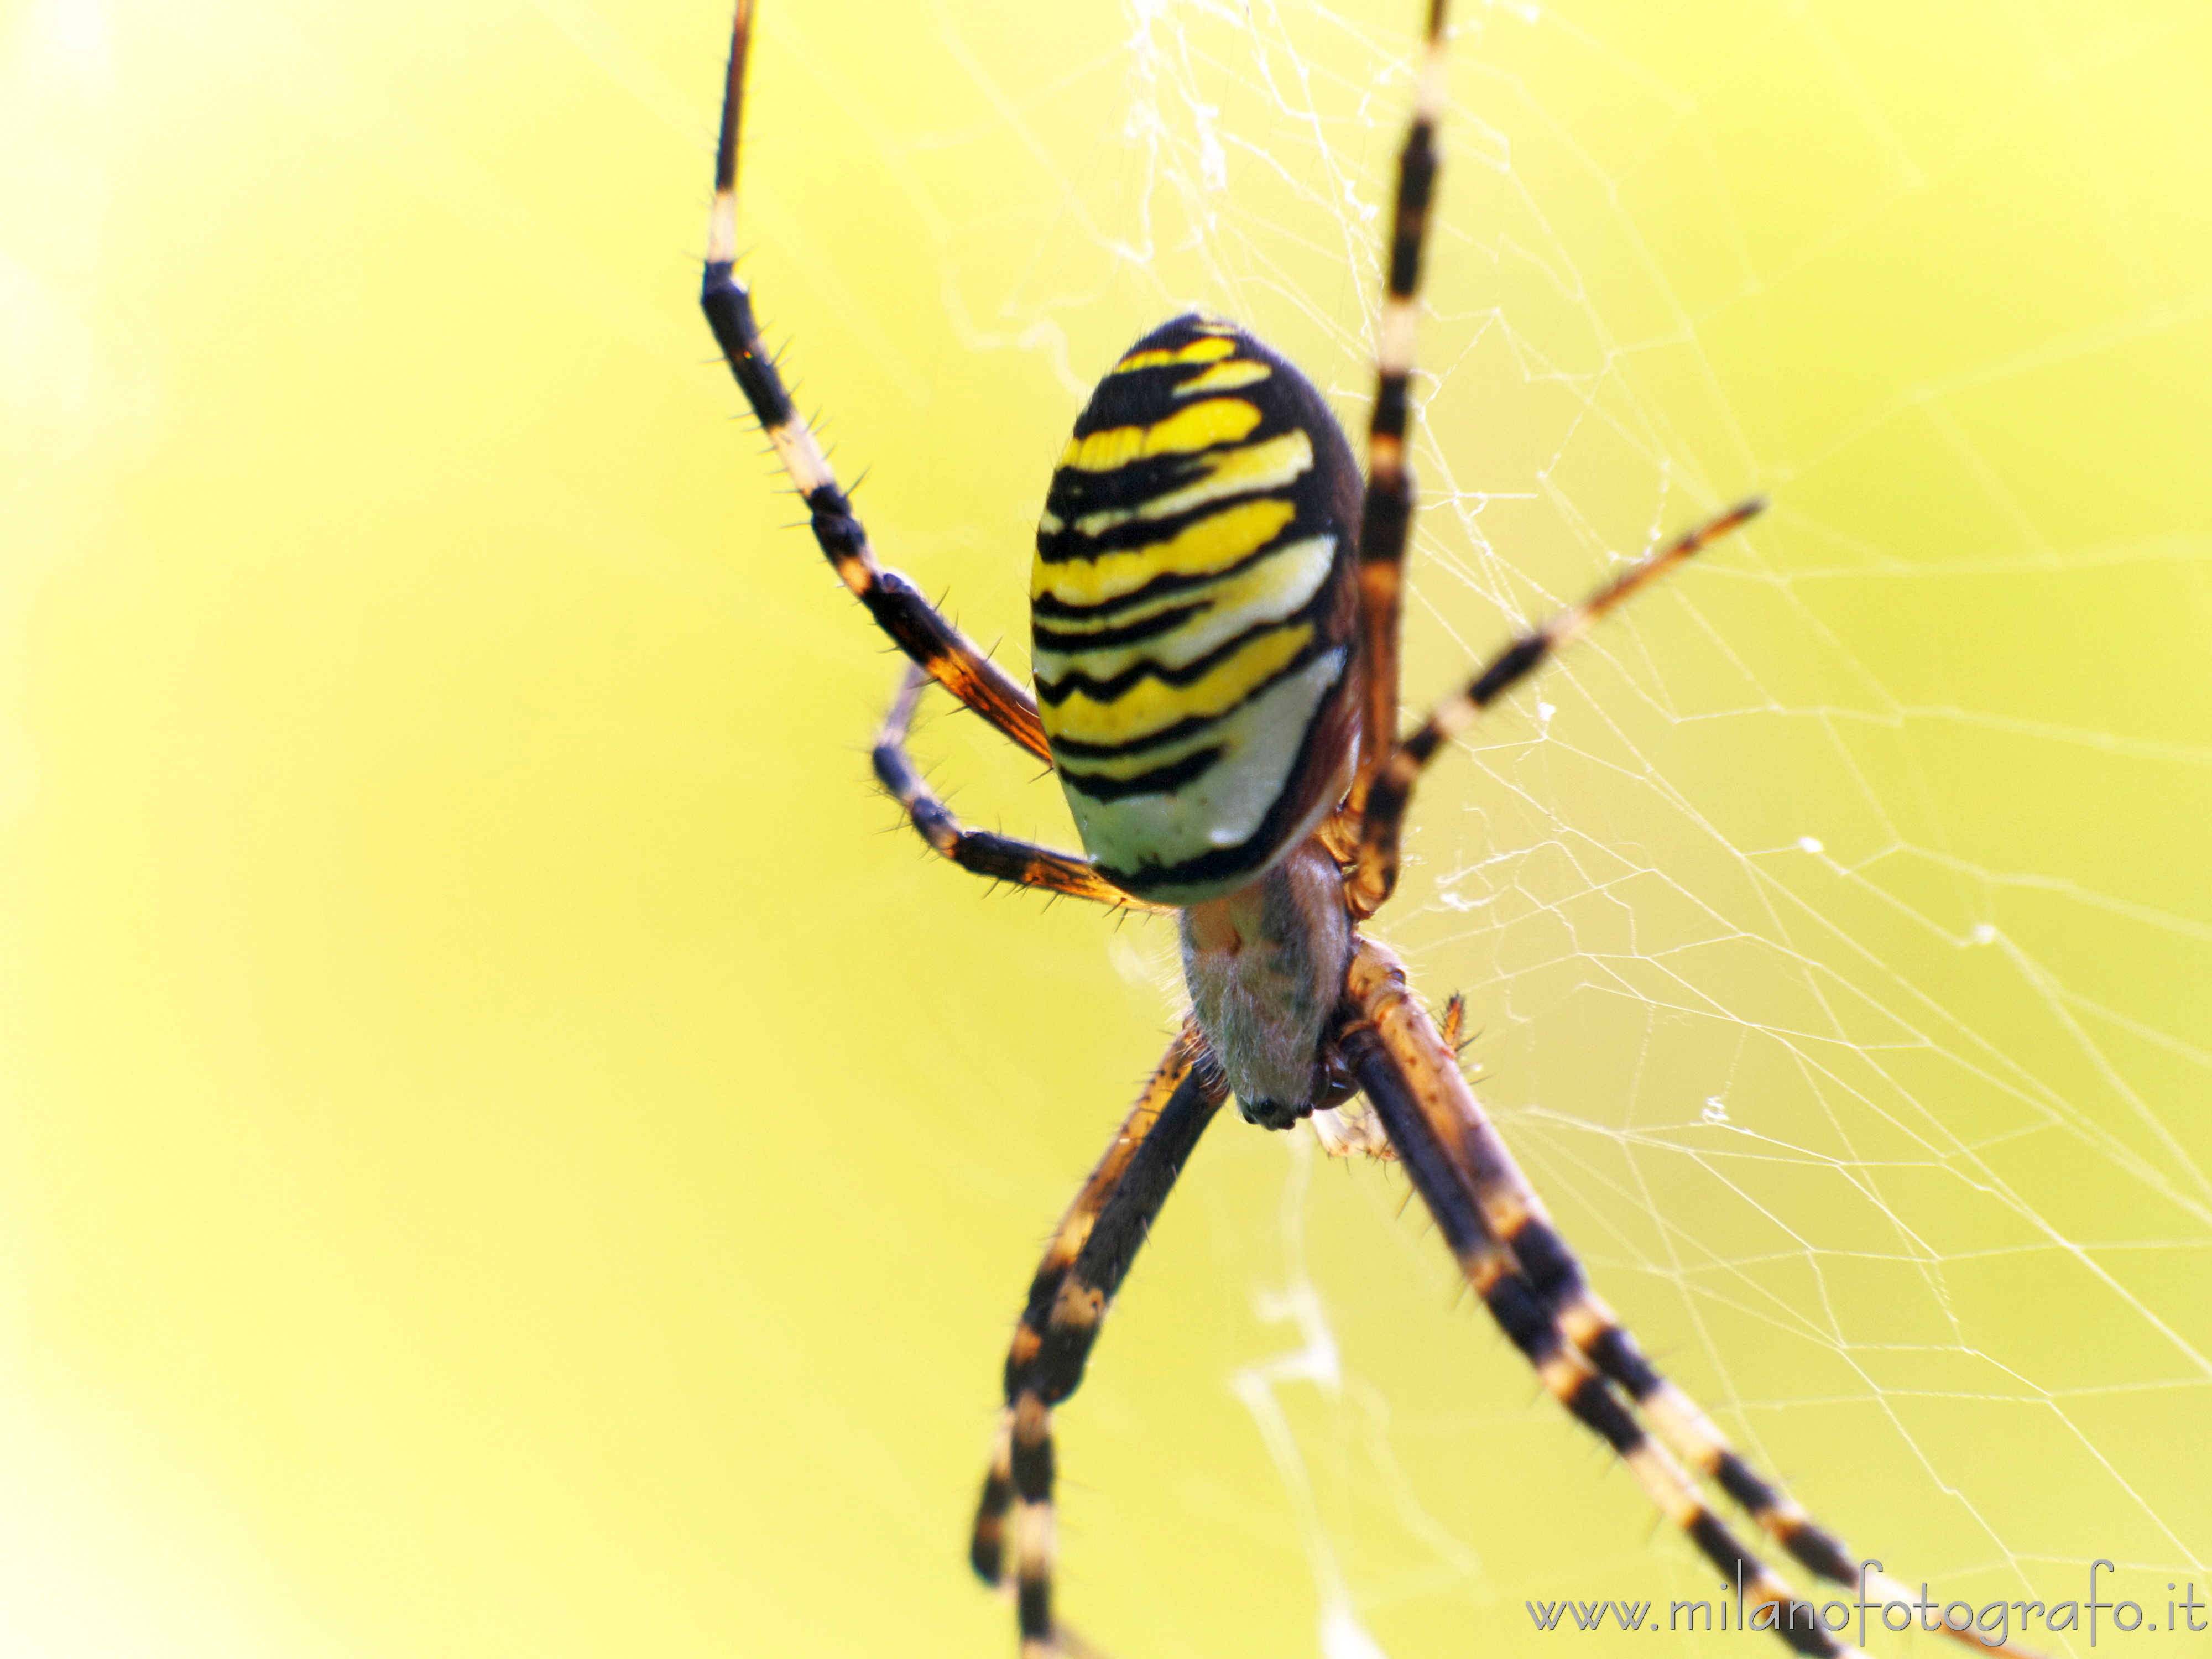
[970, 1026, 1227, 1656]
[1346, 0, 1451, 832]
[1342, 497, 1765, 918]
[701, 0, 1052, 766]
[871, 666, 1163, 912]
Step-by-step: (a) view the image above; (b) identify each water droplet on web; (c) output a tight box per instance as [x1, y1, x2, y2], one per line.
[1798, 836, 1823, 854]
[1702, 1097, 1729, 1125]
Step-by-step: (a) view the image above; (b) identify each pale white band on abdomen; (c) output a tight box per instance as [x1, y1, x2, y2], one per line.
[1062, 647, 1347, 876]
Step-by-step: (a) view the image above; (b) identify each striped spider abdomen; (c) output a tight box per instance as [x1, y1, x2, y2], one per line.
[1031, 313, 1364, 906]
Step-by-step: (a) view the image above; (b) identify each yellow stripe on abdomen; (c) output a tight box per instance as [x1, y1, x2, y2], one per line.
[1070, 430, 1313, 538]
[1109, 335, 1237, 374]
[1056, 397, 1262, 474]
[1032, 498, 1297, 609]
[1032, 312, 1362, 902]
[1032, 535, 1335, 684]
[1040, 623, 1313, 749]
[1175, 359, 1271, 397]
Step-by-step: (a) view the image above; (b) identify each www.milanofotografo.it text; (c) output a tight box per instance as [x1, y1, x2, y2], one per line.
[1525, 1563, 2204, 1647]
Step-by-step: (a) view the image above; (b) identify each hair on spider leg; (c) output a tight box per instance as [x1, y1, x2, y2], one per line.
[799, 398, 833, 455]
[1438, 990, 1464, 1053]
[1437, 992, 1483, 1065]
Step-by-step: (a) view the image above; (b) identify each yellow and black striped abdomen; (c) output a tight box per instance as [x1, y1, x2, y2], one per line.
[1034, 314, 1363, 904]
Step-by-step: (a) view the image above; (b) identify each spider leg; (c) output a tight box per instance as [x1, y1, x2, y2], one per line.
[1312, 992, 1463, 1162]
[873, 666, 1164, 911]
[1335, 943, 1851, 1656]
[1344, 498, 1765, 916]
[1349, 0, 1451, 823]
[1337, 938, 2046, 1659]
[971, 1026, 1227, 1656]
[701, 1, 1052, 766]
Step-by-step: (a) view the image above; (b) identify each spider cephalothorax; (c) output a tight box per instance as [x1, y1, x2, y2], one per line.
[697, 2, 2036, 1655]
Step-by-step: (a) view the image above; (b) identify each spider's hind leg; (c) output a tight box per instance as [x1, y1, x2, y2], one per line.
[1335, 937, 2046, 1659]
[971, 1027, 1227, 1654]
[1483, 1144, 2039, 1655]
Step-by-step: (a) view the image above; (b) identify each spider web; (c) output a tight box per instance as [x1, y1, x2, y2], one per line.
[3, 0, 2209, 1653]
[772, 2, 2212, 1653]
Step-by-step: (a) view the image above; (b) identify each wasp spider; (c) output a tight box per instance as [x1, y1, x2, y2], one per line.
[700, 4, 2032, 1655]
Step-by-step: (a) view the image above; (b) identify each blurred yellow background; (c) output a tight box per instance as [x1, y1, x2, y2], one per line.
[5, 0, 2210, 1655]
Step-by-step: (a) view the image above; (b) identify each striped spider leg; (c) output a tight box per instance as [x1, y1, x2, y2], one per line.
[1340, 496, 1766, 919]
[1345, 0, 1447, 834]
[699, 0, 2037, 1653]
[872, 665, 1164, 913]
[1317, 10, 2037, 1649]
[700, 0, 1051, 766]
[967, 1027, 1228, 1658]
[1336, 943, 2044, 1659]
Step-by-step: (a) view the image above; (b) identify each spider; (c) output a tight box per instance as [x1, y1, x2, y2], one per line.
[698, 4, 2036, 1655]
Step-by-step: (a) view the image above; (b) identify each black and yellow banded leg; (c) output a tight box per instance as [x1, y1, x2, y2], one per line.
[1345, 498, 1766, 917]
[1349, 0, 1452, 820]
[971, 1030, 1228, 1655]
[1339, 939, 2044, 1659]
[700, 0, 1052, 766]
[971, 1027, 1209, 1585]
[873, 666, 1161, 911]
[1334, 941, 1853, 1658]
[1526, 1244, 2035, 1659]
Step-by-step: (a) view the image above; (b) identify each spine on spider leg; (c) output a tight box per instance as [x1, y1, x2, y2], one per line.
[697, 272, 793, 441]
[702, 0, 797, 444]
[1352, 2, 1451, 813]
